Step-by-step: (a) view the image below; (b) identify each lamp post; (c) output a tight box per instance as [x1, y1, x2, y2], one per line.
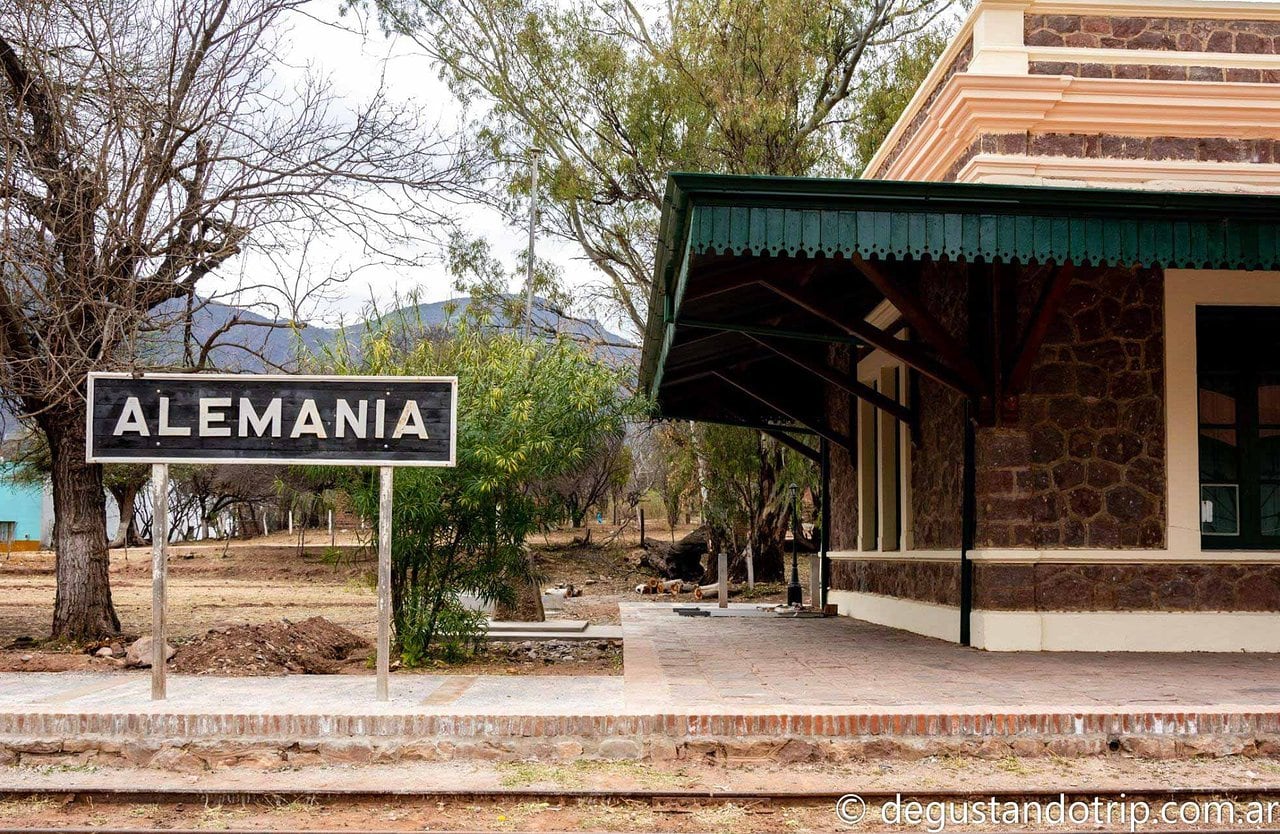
[787, 483, 803, 606]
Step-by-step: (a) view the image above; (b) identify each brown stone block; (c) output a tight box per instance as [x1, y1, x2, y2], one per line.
[1177, 33, 1204, 50]
[1068, 430, 1095, 459]
[1131, 32, 1177, 50]
[1067, 487, 1104, 519]
[1111, 63, 1148, 80]
[1198, 137, 1249, 162]
[1046, 15, 1081, 33]
[1150, 137, 1196, 160]
[1207, 30, 1234, 52]
[1235, 32, 1271, 53]
[1026, 28, 1065, 47]
[1225, 67, 1262, 83]
[977, 468, 1016, 495]
[1053, 460, 1086, 489]
[1081, 15, 1112, 34]
[1110, 17, 1148, 38]
[1086, 518, 1123, 547]
[1030, 133, 1089, 157]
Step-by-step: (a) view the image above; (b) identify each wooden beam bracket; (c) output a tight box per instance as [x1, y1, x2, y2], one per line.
[714, 370, 855, 451]
[745, 333, 914, 427]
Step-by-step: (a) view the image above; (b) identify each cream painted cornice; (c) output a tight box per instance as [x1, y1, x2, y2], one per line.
[884, 74, 1280, 182]
[956, 155, 1280, 192]
[864, 0, 1280, 180]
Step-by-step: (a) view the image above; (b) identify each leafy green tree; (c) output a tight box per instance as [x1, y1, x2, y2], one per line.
[334, 326, 636, 663]
[690, 424, 816, 582]
[848, 29, 950, 172]
[365, 0, 951, 574]
[368, 0, 954, 332]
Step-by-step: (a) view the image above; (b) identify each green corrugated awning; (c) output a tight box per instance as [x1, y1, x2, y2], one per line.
[641, 173, 1280, 398]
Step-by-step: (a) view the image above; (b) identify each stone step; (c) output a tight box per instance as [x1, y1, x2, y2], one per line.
[486, 620, 589, 633]
[485, 625, 623, 642]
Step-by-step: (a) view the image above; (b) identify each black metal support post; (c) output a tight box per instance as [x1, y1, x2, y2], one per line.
[960, 401, 977, 647]
[787, 483, 803, 606]
[819, 438, 831, 611]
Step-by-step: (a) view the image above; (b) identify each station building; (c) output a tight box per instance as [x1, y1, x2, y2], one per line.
[639, 0, 1280, 651]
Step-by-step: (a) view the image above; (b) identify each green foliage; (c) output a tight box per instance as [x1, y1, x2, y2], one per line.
[364, 0, 955, 332]
[848, 30, 950, 173]
[697, 424, 815, 559]
[334, 325, 637, 663]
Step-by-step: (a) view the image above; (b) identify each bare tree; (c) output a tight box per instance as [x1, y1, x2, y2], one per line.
[0, 0, 476, 638]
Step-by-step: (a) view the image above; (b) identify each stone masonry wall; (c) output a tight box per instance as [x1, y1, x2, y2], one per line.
[977, 267, 1166, 549]
[975, 562, 1280, 611]
[1029, 61, 1280, 82]
[829, 558, 960, 605]
[910, 261, 969, 550]
[825, 345, 858, 551]
[943, 134, 1280, 181]
[1024, 15, 1280, 53]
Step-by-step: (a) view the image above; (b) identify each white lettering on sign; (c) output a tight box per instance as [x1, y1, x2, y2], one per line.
[113, 397, 150, 436]
[335, 399, 367, 439]
[239, 398, 281, 438]
[199, 397, 232, 438]
[109, 396, 434, 442]
[392, 400, 430, 440]
[157, 397, 191, 437]
[290, 399, 328, 439]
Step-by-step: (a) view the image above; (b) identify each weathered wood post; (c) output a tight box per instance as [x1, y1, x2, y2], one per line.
[377, 466, 394, 701]
[717, 550, 728, 608]
[151, 463, 169, 701]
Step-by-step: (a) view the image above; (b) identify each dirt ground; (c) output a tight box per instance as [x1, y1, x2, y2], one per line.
[2, 757, 1280, 831]
[0, 522, 787, 675]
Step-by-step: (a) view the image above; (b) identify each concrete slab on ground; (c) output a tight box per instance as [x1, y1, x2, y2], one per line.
[487, 620, 589, 633]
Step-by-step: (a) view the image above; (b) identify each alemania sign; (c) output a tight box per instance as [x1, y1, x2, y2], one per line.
[86, 373, 457, 466]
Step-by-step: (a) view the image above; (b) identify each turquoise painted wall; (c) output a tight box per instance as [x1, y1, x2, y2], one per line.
[0, 464, 44, 545]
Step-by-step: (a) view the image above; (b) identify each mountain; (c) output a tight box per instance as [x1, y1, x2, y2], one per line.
[0, 296, 636, 437]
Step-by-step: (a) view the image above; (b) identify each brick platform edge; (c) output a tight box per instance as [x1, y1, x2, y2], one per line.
[3, 711, 1279, 768]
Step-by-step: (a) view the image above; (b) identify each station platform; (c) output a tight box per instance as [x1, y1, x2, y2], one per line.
[2, 604, 1279, 768]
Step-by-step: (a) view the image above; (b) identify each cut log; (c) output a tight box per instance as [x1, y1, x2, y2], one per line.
[638, 526, 708, 581]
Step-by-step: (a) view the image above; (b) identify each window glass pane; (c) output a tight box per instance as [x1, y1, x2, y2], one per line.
[1201, 484, 1239, 536]
[1199, 378, 1236, 425]
[1199, 428, 1237, 481]
[1261, 429, 1280, 480]
[1261, 376, 1280, 425]
[1263, 483, 1280, 536]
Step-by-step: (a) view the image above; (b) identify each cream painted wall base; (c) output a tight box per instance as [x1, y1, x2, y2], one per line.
[828, 590, 961, 643]
[829, 590, 1280, 651]
[973, 610, 1280, 652]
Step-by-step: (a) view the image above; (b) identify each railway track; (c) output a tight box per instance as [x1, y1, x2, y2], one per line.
[3, 785, 1280, 833]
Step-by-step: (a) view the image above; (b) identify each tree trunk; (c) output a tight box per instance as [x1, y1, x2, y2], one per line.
[107, 483, 140, 548]
[493, 546, 545, 622]
[39, 408, 120, 640]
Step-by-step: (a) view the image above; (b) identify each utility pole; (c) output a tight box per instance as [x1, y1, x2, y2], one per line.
[522, 147, 543, 339]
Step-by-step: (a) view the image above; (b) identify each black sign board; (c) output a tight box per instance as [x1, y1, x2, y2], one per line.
[86, 373, 457, 466]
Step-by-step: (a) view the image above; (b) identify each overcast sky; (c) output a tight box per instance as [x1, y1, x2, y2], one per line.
[216, 0, 603, 332]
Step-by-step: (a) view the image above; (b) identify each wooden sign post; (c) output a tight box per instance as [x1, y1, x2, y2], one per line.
[87, 373, 458, 702]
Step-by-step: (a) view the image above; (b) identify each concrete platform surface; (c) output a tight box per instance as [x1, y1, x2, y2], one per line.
[619, 603, 1280, 712]
[2, 605, 1280, 765]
